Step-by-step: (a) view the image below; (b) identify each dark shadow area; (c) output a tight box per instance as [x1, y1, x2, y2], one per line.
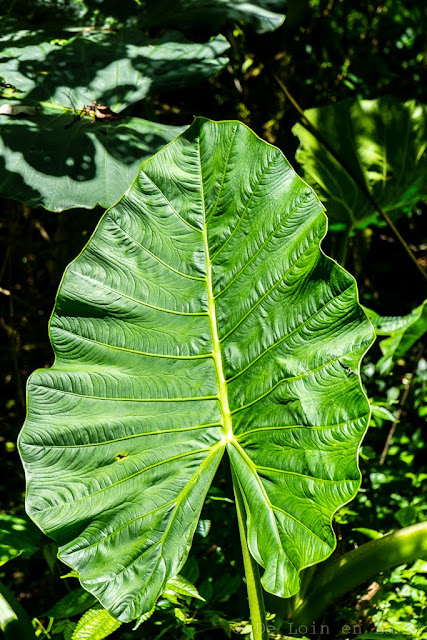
[0, 109, 183, 210]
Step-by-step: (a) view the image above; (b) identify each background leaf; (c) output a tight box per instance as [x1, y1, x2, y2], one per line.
[71, 607, 121, 640]
[365, 300, 427, 372]
[0, 108, 184, 211]
[293, 98, 427, 230]
[0, 514, 41, 566]
[0, 29, 230, 112]
[0, 28, 229, 210]
[45, 588, 97, 619]
[144, 0, 286, 34]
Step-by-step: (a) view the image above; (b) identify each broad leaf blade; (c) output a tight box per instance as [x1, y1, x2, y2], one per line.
[0, 28, 228, 210]
[0, 106, 184, 211]
[0, 29, 230, 112]
[293, 98, 427, 229]
[19, 119, 374, 623]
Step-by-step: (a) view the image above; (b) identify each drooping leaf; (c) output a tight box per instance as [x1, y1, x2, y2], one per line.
[19, 118, 374, 623]
[165, 575, 205, 601]
[0, 514, 41, 566]
[370, 403, 396, 422]
[293, 98, 427, 230]
[0, 581, 36, 640]
[0, 106, 184, 211]
[0, 29, 230, 112]
[71, 607, 121, 640]
[352, 527, 384, 540]
[45, 588, 97, 619]
[0, 28, 228, 210]
[144, 0, 286, 34]
[365, 300, 427, 372]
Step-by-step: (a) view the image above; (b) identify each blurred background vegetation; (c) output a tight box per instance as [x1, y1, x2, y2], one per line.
[0, 1, 426, 639]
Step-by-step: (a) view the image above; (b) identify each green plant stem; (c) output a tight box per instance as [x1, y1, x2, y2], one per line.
[231, 468, 268, 640]
[380, 339, 425, 464]
[292, 521, 427, 626]
[274, 74, 427, 284]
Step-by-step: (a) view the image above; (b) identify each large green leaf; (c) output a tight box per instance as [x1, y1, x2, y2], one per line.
[0, 29, 229, 112]
[19, 119, 374, 624]
[293, 98, 427, 229]
[0, 28, 228, 210]
[144, 0, 286, 34]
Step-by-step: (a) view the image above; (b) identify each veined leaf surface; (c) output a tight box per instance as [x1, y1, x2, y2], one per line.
[0, 107, 184, 211]
[19, 119, 374, 623]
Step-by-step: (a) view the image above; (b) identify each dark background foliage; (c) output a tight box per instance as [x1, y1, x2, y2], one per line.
[0, 1, 426, 638]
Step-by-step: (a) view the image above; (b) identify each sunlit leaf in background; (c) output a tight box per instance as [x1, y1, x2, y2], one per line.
[293, 98, 427, 230]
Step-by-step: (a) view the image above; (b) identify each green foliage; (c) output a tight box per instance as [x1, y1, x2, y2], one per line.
[19, 118, 373, 623]
[293, 98, 427, 230]
[364, 560, 427, 639]
[0, 28, 230, 210]
[0, 113, 184, 211]
[45, 589, 97, 619]
[0, 514, 41, 566]
[71, 606, 121, 640]
[366, 300, 427, 373]
[164, 575, 205, 602]
[0, 29, 229, 112]
[143, 0, 287, 34]
[1, 1, 427, 638]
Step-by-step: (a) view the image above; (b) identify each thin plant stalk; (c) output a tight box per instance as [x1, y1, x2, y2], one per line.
[232, 468, 268, 640]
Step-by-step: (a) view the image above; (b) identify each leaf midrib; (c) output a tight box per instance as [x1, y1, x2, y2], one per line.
[198, 138, 233, 444]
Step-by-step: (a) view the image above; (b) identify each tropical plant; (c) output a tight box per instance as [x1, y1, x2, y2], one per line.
[18, 118, 375, 636]
[0, 27, 231, 210]
[365, 301, 427, 373]
[2, 2, 427, 639]
[292, 98, 427, 232]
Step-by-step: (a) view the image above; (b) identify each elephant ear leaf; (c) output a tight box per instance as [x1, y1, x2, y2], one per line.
[19, 118, 374, 624]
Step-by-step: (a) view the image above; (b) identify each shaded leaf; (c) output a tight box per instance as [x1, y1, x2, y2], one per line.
[0, 106, 184, 211]
[0, 29, 230, 112]
[293, 98, 427, 229]
[45, 588, 97, 619]
[0, 27, 229, 210]
[145, 0, 286, 34]
[19, 118, 374, 623]
[0, 514, 41, 566]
